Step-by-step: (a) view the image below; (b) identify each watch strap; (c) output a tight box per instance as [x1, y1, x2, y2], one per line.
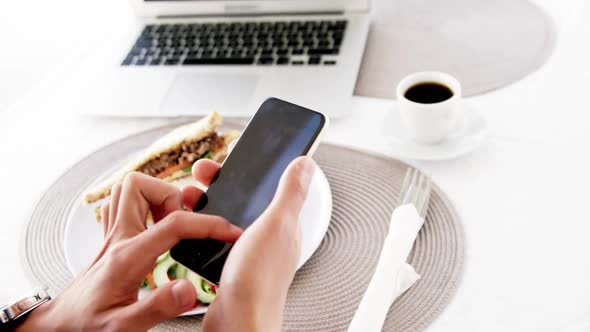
[0, 312, 30, 332]
[0, 289, 51, 329]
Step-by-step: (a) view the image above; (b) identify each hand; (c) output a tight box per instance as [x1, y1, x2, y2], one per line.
[182, 156, 317, 332]
[17, 172, 242, 332]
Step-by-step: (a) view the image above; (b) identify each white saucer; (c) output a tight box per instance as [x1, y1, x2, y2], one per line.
[381, 104, 487, 161]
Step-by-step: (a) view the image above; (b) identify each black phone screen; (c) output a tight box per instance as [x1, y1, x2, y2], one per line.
[170, 98, 326, 284]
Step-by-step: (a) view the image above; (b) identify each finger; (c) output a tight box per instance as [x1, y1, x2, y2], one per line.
[121, 279, 196, 330]
[107, 183, 123, 237]
[100, 203, 110, 237]
[181, 185, 205, 211]
[267, 156, 316, 223]
[126, 211, 242, 263]
[183, 158, 221, 210]
[192, 159, 221, 186]
[113, 172, 183, 240]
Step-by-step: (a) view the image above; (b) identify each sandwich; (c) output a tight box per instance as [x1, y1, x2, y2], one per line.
[83, 112, 239, 205]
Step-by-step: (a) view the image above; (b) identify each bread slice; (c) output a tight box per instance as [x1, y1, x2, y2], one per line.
[83, 112, 231, 204]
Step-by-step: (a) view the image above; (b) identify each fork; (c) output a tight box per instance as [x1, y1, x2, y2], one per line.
[347, 168, 432, 332]
[398, 167, 432, 218]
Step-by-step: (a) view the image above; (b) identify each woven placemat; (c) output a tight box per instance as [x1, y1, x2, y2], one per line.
[21, 123, 464, 331]
[354, 0, 556, 98]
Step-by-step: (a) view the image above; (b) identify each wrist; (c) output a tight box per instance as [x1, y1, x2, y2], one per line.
[216, 288, 286, 332]
[14, 301, 57, 332]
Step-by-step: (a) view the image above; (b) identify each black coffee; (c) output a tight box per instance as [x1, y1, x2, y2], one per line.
[404, 82, 454, 104]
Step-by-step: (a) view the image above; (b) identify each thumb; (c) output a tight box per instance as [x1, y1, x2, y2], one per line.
[268, 156, 316, 222]
[123, 279, 196, 329]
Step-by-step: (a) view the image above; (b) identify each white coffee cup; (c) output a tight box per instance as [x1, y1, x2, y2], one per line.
[396, 71, 462, 144]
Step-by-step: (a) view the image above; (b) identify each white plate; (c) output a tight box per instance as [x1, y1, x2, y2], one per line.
[64, 166, 332, 316]
[381, 104, 488, 161]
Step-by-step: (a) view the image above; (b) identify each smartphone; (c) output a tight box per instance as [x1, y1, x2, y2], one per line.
[170, 98, 328, 284]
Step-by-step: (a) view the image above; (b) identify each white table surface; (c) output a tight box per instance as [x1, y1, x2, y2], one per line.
[1, 0, 590, 331]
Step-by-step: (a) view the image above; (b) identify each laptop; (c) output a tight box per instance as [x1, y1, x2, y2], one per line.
[63, 0, 370, 118]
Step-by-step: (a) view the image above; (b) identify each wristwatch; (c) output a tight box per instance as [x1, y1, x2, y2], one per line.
[0, 288, 51, 331]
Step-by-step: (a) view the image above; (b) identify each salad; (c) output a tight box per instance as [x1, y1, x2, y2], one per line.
[142, 251, 217, 305]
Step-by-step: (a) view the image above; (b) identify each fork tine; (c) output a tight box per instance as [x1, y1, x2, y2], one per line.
[417, 174, 431, 217]
[421, 179, 432, 217]
[415, 171, 425, 210]
[410, 168, 418, 202]
[398, 167, 432, 218]
[398, 168, 412, 205]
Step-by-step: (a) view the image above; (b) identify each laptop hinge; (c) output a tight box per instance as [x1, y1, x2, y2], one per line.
[157, 11, 345, 19]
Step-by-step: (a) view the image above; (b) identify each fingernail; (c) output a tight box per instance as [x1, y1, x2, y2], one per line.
[230, 224, 243, 237]
[299, 157, 316, 187]
[172, 280, 194, 309]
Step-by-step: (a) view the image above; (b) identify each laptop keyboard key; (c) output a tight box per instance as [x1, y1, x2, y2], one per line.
[303, 39, 315, 47]
[246, 48, 258, 57]
[121, 55, 134, 66]
[332, 30, 344, 40]
[183, 57, 255, 65]
[165, 57, 180, 65]
[317, 40, 330, 48]
[291, 48, 304, 55]
[257, 57, 274, 65]
[308, 55, 321, 65]
[308, 48, 338, 55]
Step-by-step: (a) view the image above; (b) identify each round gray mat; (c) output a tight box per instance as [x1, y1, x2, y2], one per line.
[354, 0, 556, 98]
[21, 123, 464, 331]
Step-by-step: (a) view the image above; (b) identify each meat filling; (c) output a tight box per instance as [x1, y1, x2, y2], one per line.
[138, 134, 221, 177]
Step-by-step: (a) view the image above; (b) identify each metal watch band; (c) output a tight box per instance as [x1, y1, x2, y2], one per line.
[0, 288, 51, 325]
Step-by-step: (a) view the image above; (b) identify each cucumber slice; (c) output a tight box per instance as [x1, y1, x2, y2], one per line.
[175, 264, 188, 279]
[156, 251, 170, 264]
[153, 256, 176, 288]
[201, 280, 214, 294]
[186, 271, 216, 304]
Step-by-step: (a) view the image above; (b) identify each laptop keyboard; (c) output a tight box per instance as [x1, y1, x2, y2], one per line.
[122, 20, 347, 66]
